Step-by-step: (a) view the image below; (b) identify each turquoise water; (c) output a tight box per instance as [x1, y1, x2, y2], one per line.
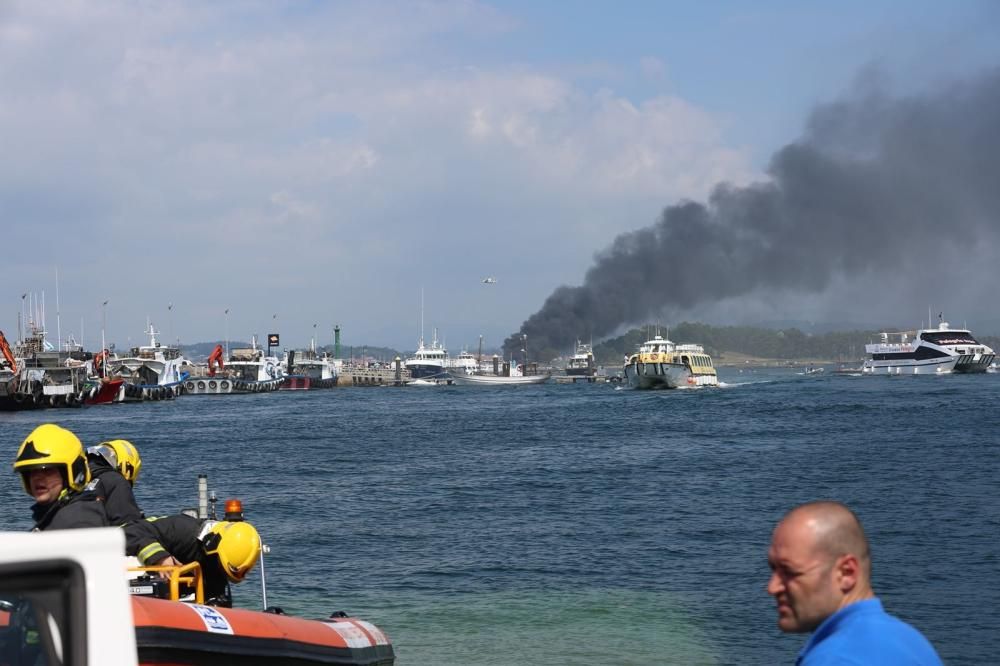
[2, 369, 998, 664]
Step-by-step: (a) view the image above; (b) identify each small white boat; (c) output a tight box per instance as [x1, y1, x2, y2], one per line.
[408, 378, 443, 387]
[450, 372, 550, 386]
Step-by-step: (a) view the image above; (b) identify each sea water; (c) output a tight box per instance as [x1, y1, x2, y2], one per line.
[1, 369, 998, 664]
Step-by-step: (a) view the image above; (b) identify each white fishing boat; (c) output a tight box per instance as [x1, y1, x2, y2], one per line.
[404, 329, 450, 380]
[623, 335, 718, 389]
[450, 372, 550, 386]
[450, 358, 550, 386]
[107, 322, 190, 400]
[565, 340, 596, 377]
[183, 336, 283, 395]
[445, 350, 479, 376]
[862, 318, 995, 375]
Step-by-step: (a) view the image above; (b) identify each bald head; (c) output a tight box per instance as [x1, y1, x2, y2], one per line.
[768, 501, 875, 632]
[782, 501, 871, 579]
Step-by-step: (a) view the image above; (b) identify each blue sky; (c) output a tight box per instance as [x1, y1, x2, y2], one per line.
[1, 1, 998, 352]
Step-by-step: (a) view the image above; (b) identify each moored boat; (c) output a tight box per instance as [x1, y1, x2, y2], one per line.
[281, 345, 338, 390]
[623, 335, 718, 389]
[449, 371, 550, 386]
[404, 330, 449, 381]
[450, 358, 550, 386]
[565, 341, 596, 377]
[0, 324, 91, 409]
[184, 337, 283, 395]
[107, 322, 190, 401]
[862, 318, 995, 375]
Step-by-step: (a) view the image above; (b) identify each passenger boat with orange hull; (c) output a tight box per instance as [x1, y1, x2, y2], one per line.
[132, 596, 394, 665]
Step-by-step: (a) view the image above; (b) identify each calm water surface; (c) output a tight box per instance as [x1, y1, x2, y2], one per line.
[2, 369, 998, 664]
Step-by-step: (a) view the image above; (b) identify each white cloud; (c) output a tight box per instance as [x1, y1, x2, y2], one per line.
[0, 0, 755, 347]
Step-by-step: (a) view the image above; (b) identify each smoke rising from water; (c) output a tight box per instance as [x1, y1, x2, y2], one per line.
[505, 68, 1000, 359]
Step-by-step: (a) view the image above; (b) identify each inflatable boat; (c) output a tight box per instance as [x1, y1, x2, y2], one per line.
[132, 596, 394, 665]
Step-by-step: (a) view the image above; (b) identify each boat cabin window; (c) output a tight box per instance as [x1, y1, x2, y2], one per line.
[0, 560, 87, 666]
[920, 331, 978, 345]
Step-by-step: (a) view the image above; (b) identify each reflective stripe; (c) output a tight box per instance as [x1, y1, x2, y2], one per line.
[138, 542, 167, 564]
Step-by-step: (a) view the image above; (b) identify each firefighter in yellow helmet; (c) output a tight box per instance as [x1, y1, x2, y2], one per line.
[86, 439, 144, 526]
[124, 515, 261, 607]
[13, 424, 109, 531]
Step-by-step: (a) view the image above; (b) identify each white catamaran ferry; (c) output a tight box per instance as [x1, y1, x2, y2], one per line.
[623, 335, 718, 389]
[862, 319, 995, 375]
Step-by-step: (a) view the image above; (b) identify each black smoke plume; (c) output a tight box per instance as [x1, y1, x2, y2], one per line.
[504, 68, 1000, 360]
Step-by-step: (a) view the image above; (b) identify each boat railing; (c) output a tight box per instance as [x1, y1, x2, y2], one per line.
[129, 561, 205, 603]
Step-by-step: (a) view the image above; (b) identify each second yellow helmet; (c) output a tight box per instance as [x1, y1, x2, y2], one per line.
[203, 521, 262, 583]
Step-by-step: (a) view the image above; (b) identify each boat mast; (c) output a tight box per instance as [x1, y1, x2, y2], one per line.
[55, 268, 62, 352]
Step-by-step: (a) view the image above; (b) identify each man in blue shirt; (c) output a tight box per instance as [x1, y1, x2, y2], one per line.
[766, 501, 943, 665]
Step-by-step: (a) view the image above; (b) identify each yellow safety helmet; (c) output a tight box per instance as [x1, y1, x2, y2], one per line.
[202, 521, 262, 583]
[13, 424, 90, 495]
[90, 439, 142, 485]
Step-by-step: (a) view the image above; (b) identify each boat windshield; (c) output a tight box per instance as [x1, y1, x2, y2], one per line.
[920, 331, 978, 345]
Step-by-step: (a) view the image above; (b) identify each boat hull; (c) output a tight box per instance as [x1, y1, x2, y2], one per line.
[84, 378, 126, 405]
[405, 363, 448, 380]
[624, 362, 718, 389]
[450, 373, 550, 385]
[182, 377, 283, 395]
[132, 596, 394, 665]
[862, 358, 958, 375]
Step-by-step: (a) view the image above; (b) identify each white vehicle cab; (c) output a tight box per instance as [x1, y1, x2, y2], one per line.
[0, 528, 138, 665]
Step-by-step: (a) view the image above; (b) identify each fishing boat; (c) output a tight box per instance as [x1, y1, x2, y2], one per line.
[862, 318, 995, 375]
[0, 323, 91, 409]
[565, 341, 596, 377]
[107, 322, 190, 401]
[444, 350, 479, 377]
[403, 330, 450, 381]
[623, 335, 718, 389]
[184, 337, 283, 395]
[449, 371, 550, 386]
[281, 343, 338, 390]
[450, 358, 550, 386]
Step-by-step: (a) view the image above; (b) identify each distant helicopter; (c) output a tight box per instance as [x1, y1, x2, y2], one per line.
[482, 277, 497, 284]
